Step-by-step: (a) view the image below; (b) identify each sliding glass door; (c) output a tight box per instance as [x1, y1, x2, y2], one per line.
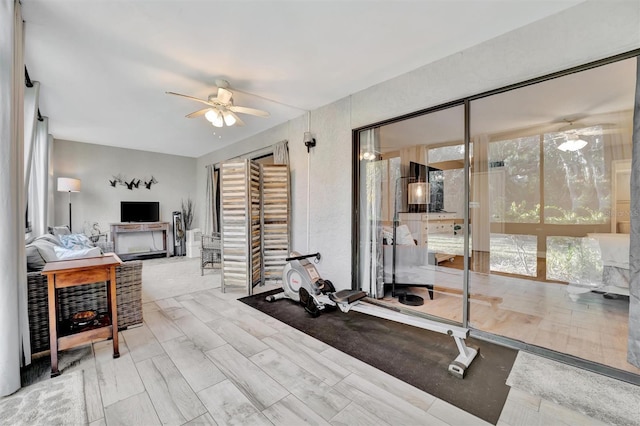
[357, 105, 466, 324]
[355, 53, 638, 377]
[467, 57, 637, 374]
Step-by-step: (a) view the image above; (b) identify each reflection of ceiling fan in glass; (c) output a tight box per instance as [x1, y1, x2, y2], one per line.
[554, 119, 621, 152]
[166, 79, 270, 127]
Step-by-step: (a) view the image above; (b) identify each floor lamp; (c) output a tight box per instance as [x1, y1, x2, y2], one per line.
[57, 177, 81, 232]
[391, 177, 429, 306]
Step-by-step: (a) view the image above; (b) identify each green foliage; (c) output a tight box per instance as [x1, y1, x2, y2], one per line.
[181, 198, 195, 231]
[503, 201, 540, 223]
[543, 205, 608, 224]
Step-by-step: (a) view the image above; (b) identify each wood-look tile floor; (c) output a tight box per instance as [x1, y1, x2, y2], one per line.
[382, 262, 640, 376]
[59, 258, 609, 426]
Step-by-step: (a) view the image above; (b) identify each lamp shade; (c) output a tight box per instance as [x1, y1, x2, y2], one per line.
[57, 177, 81, 192]
[408, 182, 429, 205]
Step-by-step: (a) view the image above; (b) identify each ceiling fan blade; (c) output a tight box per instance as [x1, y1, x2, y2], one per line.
[229, 111, 245, 126]
[185, 108, 210, 118]
[217, 87, 233, 104]
[229, 105, 270, 117]
[166, 91, 213, 107]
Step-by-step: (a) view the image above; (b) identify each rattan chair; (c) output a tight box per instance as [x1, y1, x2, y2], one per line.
[201, 232, 221, 275]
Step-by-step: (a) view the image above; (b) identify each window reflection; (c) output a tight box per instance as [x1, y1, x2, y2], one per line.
[544, 126, 610, 224]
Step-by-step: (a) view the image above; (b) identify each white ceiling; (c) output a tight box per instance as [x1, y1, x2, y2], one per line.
[379, 57, 637, 152]
[22, 0, 583, 158]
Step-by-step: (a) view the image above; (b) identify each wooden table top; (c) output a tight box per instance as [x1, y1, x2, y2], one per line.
[41, 253, 122, 274]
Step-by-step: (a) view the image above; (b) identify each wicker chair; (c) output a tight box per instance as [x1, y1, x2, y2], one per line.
[27, 260, 143, 354]
[201, 232, 221, 275]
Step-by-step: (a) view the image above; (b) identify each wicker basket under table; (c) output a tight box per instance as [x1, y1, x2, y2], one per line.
[27, 260, 143, 354]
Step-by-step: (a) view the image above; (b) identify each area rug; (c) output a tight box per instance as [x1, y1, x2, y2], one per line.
[240, 289, 518, 425]
[507, 351, 640, 426]
[0, 370, 87, 426]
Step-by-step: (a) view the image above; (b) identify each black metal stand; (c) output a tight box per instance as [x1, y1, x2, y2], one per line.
[391, 177, 424, 307]
[67, 192, 73, 232]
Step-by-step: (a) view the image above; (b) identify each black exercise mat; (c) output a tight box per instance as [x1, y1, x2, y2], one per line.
[240, 289, 517, 425]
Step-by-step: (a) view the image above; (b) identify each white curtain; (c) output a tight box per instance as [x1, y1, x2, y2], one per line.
[29, 117, 50, 237]
[1, 0, 29, 396]
[273, 140, 289, 164]
[204, 164, 219, 235]
[359, 129, 384, 298]
[23, 81, 39, 200]
[628, 55, 640, 369]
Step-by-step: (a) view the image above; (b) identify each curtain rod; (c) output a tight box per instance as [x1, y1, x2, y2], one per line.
[205, 140, 288, 168]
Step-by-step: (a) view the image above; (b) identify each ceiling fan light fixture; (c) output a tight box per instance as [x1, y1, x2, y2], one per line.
[211, 116, 224, 128]
[558, 134, 588, 152]
[204, 109, 218, 123]
[222, 110, 237, 126]
[205, 109, 224, 127]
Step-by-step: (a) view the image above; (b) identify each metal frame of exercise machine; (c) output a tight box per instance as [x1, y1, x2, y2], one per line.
[268, 252, 478, 378]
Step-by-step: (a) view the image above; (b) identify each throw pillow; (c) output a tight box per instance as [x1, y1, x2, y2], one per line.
[26, 244, 46, 271]
[48, 225, 71, 236]
[36, 234, 61, 245]
[396, 224, 417, 245]
[382, 226, 394, 245]
[60, 233, 95, 250]
[31, 238, 60, 262]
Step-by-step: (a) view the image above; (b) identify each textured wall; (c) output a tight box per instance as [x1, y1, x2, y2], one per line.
[197, 1, 640, 290]
[351, 1, 640, 128]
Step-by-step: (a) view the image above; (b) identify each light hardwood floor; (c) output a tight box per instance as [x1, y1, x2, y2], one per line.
[382, 261, 639, 375]
[44, 257, 614, 425]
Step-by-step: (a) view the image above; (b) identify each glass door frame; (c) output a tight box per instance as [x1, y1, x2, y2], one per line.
[351, 48, 640, 385]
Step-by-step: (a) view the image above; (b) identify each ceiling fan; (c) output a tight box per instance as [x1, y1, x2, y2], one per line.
[553, 118, 623, 152]
[166, 80, 270, 127]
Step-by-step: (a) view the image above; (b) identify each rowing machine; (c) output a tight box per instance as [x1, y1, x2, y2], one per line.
[267, 252, 478, 378]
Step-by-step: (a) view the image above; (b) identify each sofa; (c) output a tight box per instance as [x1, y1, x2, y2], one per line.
[26, 229, 143, 354]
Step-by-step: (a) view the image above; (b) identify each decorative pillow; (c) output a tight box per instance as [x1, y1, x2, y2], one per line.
[396, 224, 416, 245]
[48, 225, 71, 236]
[26, 244, 46, 271]
[35, 233, 61, 245]
[381, 225, 416, 245]
[382, 226, 394, 244]
[31, 238, 60, 262]
[59, 233, 95, 250]
[53, 246, 102, 260]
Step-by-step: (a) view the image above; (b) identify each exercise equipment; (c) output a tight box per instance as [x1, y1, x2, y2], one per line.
[265, 252, 336, 316]
[267, 251, 479, 379]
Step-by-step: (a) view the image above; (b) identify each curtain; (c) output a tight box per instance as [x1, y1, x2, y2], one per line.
[23, 81, 39, 200]
[273, 140, 289, 164]
[0, 0, 29, 396]
[359, 129, 384, 298]
[628, 55, 640, 368]
[29, 117, 50, 237]
[204, 164, 219, 235]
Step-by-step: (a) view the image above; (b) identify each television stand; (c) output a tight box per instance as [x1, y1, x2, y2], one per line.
[110, 222, 170, 260]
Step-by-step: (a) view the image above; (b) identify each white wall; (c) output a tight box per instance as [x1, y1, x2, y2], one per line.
[197, 1, 640, 290]
[53, 140, 197, 253]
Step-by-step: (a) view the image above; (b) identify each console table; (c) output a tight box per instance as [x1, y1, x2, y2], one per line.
[42, 254, 122, 377]
[110, 222, 170, 260]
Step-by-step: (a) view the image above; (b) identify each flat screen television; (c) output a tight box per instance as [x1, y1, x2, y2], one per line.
[409, 161, 444, 212]
[121, 201, 160, 222]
